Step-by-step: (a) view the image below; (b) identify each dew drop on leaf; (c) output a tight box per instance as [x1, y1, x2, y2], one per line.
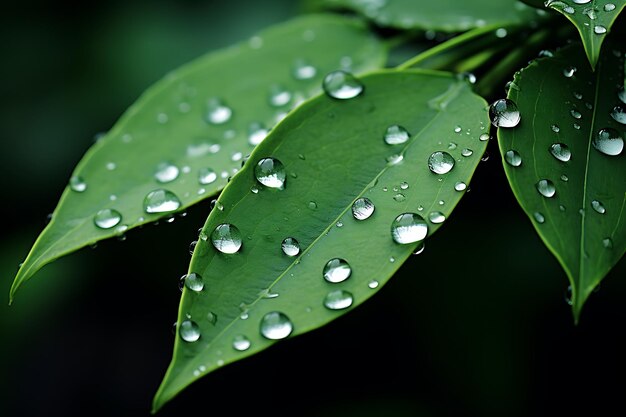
[93, 208, 122, 229]
[504, 150, 522, 167]
[533, 212, 545, 224]
[198, 168, 217, 185]
[69, 176, 87, 192]
[155, 162, 180, 183]
[260, 312, 293, 340]
[322, 70, 364, 100]
[454, 181, 467, 191]
[563, 66, 577, 78]
[268, 84, 292, 107]
[281, 237, 300, 257]
[205, 98, 232, 125]
[461, 148, 474, 157]
[591, 200, 606, 214]
[489, 98, 521, 128]
[368, 280, 379, 289]
[428, 151, 455, 174]
[233, 335, 251, 351]
[323, 258, 352, 283]
[292, 59, 317, 80]
[248, 122, 269, 146]
[610, 106, 626, 124]
[143, 189, 182, 213]
[428, 211, 446, 224]
[549, 143, 571, 162]
[211, 224, 243, 254]
[179, 320, 201, 342]
[323, 290, 354, 310]
[183, 273, 204, 292]
[255, 157, 286, 189]
[536, 179, 556, 198]
[383, 124, 410, 145]
[593, 25, 607, 34]
[391, 213, 428, 244]
[604, 3, 616, 11]
[352, 197, 375, 220]
[593, 128, 623, 156]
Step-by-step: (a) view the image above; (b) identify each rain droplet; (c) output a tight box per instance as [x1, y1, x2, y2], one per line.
[610, 106, 626, 124]
[323, 290, 354, 310]
[143, 189, 182, 213]
[593, 128, 623, 156]
[593, 25, 607, 34]
[602, 237, 613, 249]
[205, 98, 232, 125]
[323, 258, 352, 283]
[308, 201, 318, 210]
[572, 0, 591, 3]
[454, 181, 467, 191]
[504, 150, 522, 167]
[393, 193, 406, 202]
[293, 59, 317, 80]
[281, 237, 300, 257]
[198, 168, 217, 185]
[268, 85, 292, 107]
[428, 151, 455, 174]
[183, 273, 204, 292]
[533, 212, 545, 224]
[352, 197, 375, 220]
[461, 148, 473, 157]
[155, 162, 179, 183]
[391, 213, 428, 244]
[604, 3, 616, 11]
[570, 109, 582, 119]
[479, 133, 490, 141]
[489, 99, 521, 128]
[536, 179, 556, 198]
[233, 335, 251, 351]
[560, 174, 569, 182]
[386, 154, 404, 165]
[618, 87, 626, 104]
[255, 157, 286, 189]
[69, 176, 87, 192]
[591, 200, 606, 214]
[563, 66, 577, 78]
[211, 224, 243, 254]
[94, 208, 122, 229]
[549, 143, 571, 162]
[383, 125, 410, 145]
[248, 122, 269, 146]
[207, 311, 218, 325]
[368, 280, 379, 289]
[454, 126, 462, 133]
[106, 162, 116, 171]
[551, 124, 560, 133]
[322, 70, 364, 100]
[428, 211, 446, 224]
[260, 312, 293, 340]
[179, 320, 200, 342]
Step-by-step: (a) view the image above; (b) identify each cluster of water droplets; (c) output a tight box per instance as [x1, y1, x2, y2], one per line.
[545, 0, 615, 35]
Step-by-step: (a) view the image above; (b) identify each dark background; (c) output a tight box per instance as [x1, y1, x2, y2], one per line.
[1, 1, 624, 416]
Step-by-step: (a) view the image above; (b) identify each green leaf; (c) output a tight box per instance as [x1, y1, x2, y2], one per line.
[321, 0, 540, 32]
[9, 14, 386, 302]
[545, 0, 625, 69]
[153, 69, 490, 411]
[497, 42, 626, 321]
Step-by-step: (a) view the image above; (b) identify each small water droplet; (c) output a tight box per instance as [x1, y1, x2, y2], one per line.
[268, 85, 292, 107]
[479, 133, 490, 141]
[323, 258, 352, 283]
[536, 179, 556, 198]
[143, 189, 182, 213]
[593, 25, 607, 34]
[549, 143, 571, 162]
[308, 201, 318, 210]
[564, 285, 573, 306]
[383, 125, 410, 145]
[428, 151, 455, 174]
[210, 199, 224, 211]
[618, 87, 626, 104]
[489, 99, 521, 128]
[322, 70, 364, 100]
[69, 176, 87, 192]
[393, 193, 406, 202]
[179, 320, 201, 342]
[610, 105, 626, 124]
[591, 200, 606, 214]
[570, 109, 582, 119]
[533, 212, 545, 224]
[352, 197, 375, 220]
[183, 273, 204, 292]
[563, 66, 577, 78]
[248, 122, 269, 146]
[211, 224, 242, 254]
[198, 168, 217, 185]
[593, 128, 623, 156]
[604, 3, 616, 11]
[94, 208, 122, 229]
[559, 204, 566, 212]
[281, 237, 300, 257]
[250, 185, 259, 194]
[504, 150, 522, 167]
[391, 213, 428, 244]
[323, 290, 354, 310]
[560, 174, 569, 182]
[189, 241, 197, 255]
[207, 311, 218, 325]
[368, 280, 379, 289]
[293, 59, 317, 80]
[233, 335, 251, 351]
[461, 148, 473, 157]
[155, 162, 179, 183]
[336, 221, 343, 228]
[205, 98, 232, 125]
[400, 182, 409, 190]
[551, 124, 560, 133]
[260, 312, 293, 340]
[602, 237, 613, 249]
[454, 125, 462, 133]
[255, 157, 286, 189]
[386, 154, 404, 165]
[428, 211, 446, 224]
[454, 181, 467, 191]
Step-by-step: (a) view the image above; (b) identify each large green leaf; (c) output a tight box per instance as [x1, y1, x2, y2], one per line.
[497, 43, 626, 320]
[9, 14, 386, 302]
[545, 0, 625, 69]
[321, 0, 540, 31]
[153, 69, 490, 411]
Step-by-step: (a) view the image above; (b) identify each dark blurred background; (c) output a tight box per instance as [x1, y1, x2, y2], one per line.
[1, 1, 624, 416]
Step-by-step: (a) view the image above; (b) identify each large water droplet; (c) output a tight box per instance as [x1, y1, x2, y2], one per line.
[536, 179, 556, 198]
[233, 335, 251, 351]
[324, 290, 354, 310]
[183, 273, 204, 292]
[428, 151, 455, 174]
[428, 211, 446, 224]
[94, 208, 122, 229]
[593, 128, 623, 156]
[69, 176, 87, 192]
[255, 157, 286, 189]
[504, 150, 522, 167]
[351, 197, 375, 220]
[260, 311, 293, 340]
[610, 105, 626, 124]
[593, 25, 607, 34]
[281, 237, 300, 257]
[143, 189, 182, 213]
[211, 224, 242, 254]
[198, 168, 217, 185]
[549, 143, 571, 162]
[591, 200, 606, 214]
[391, 213, 428, 244]
[179, 320, 201, 342]
[323, 258, 351, 283]
[489, 99, 521, 128]
[322, 70, 364, 100]
[205, 98, 232, 125]
[154, 162, 179, 183]
[383, 125, 410, 145]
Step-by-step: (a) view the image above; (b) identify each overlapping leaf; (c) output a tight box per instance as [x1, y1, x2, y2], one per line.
[498, 42, 626, 320]
[153, 69, 490, 410]
[10, 14, 386, 302]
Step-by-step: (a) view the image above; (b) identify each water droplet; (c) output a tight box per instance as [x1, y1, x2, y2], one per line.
[560, 174, 569, 182]
[572, 0, 591, 3]
[323, 258, 352, 283]
[593, 128, 623, 155]
[428, 151, 455, 174]
[504, 150, 522, 167]
[591, 200, 606, 214]
[563, 66, 577, 78]
[391, 213, 428, 244]
[594, 25, 607, 34]
[322, 70, 364, 100]
[281, 237, 300, 257]
[383, 125, 410, 145]
[559, 204, 566, 212]
[255, 157, 286, 189]
[268, 85, 292, 107]
[183, 273, 204, 292]
[207, 311, 218, 325]
[489, 99, 521, 128]
[155, 162, 179, 183]
[428, 211, 446, 224]
[536, 179, 556, 198]
[198, 168, 217, 185]
[604, 3, 616, 11]
[551, 124, 560, 133]
[69, 176, 87, 192]
[618, 87, 626, 104]
[179, 320, 200, 342]
[205, 98, 232, 125]
[189, 241, 197, 255]
[461, 148, 473, 157]
[211, 224, 242, 254]
[248, 122, 269, 146]
[570, 109, 582, 119]
[479, 133, 490, 141]
[386, 154, 404, 165]
[94, 208, 122, 229]
[602, 237, 613, 249]
[250, 185, 259, 194]
[210, 199, 224, 211]
[336, 221, 343, 228]
[564, 285, 573, 306]
[351, 197, 375, 220]
[233, 335, 251, 351]
[368, 280, 379, 289]
[308, 201, 318, 210]
[549, 143, 571, 162]
[393, 193, 406, 202]
[143, 189, 182, 213]
[533, 212, 545, 224]
[610, 106, 626, 124]
[293, 59, 317, 80]
[323, 290, 354, 310]
[260, 311, 293, 340]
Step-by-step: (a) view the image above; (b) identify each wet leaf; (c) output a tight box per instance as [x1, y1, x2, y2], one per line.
[9, 14, 386, 302]
[545, 0, 625, 69]
[497, 43, 626, 321]
[153, 69, 490, 410]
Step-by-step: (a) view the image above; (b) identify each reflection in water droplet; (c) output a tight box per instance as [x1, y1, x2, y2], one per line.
[604, 3, 616, 11]
[533, 212, 545, 224]
[155, 162, 179, 183]
[144, 189, 182, 213]
[504, 150, 522, 167]
[593, 25, 607, 34]
[368, 280, 379, 289]
[610, 106, 626, 125]
[324, 290, 354, 310]
[211, 224, 243, 254]
[205, 98, 232, 125]
[570, 109, 582, 119]
[551, 124, 560, 133]
[383, 125, 410, 145]
[352, 197, 375, 220]
[461, 148, 473, 157]
[428, 211, 446, 224]
[391, 213, 428, 244]
[489, 99, 521, 127]
[183, 273, 204, 292]
[593, 128, 624, 156]
[94, 209, 122, 229]
[69, 176, 87, 192]
[179, 320, 201, 342]
[322, 70, 364, 100]
[255, 157, 286, 189]
[323, 258, 352, 283]
[479, 133, 490, 141]
[260, 311, 293, 340]
[454, 181, 467, 191]
[549, 143, 571, 162]
[591, 200, 606, 214]
[563, 66, 577, 78]
[281, 237, 300, 257]
[233, 335, 251, 351]
[198, 168, 217, 185]
[536, 179, 556, 198]
[428, 151, 455, 174]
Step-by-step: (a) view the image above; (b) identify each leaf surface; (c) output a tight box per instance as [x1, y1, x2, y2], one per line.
[10, 14, 386, 301]
[154, 69, 490, 410]
[545, 0, 625, 69]
[498, 43, 626, 320]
